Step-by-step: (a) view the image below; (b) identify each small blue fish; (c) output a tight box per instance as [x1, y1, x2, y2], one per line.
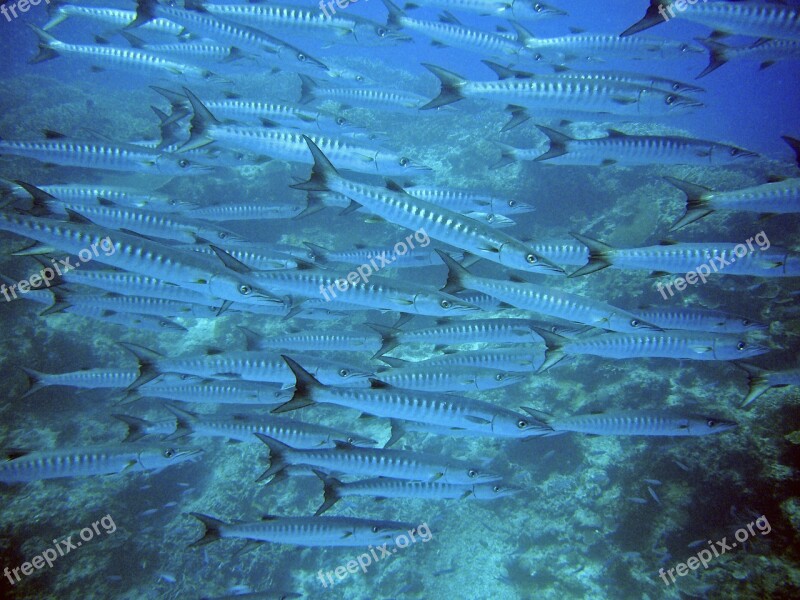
[648, 486, 661, 505]
[643, 478, 662, 485]
[627, 497, 648, 504]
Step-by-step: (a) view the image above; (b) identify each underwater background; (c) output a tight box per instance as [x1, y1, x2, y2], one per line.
[0, 1, 799, 599]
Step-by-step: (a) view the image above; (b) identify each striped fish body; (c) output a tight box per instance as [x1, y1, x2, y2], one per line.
[420, 348, 545, 373]
[43, 5, 182, 35]
[133, 380, 291, 405]
[547, 411, 736, 436]
[0, 444, 201, 483]
[562, 332, 768, 361]
[327, 478, 519, 501]
[36, 185, 186, 212]
[370, 364, 525, 392]
[520, 34, 701, 62]
[630, 307, 767, 333]
[404, 185, 535, 215]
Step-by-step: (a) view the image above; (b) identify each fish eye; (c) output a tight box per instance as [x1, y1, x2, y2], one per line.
[440, 299, 451, 309]
[707, 419, 717, 427]
[495, 373, 504, 381]
[493, 485, 501, 492]
[730, 148, 740, 156]
[534, 3, 543, 11]
[347, 437, 354, 443]
[377, 27, 387, 37]
[486, 214, 494, 223]
[339, 368, 350, 377]
[630, 318, 640, 327]
[297, 53, 307, 62]
[508, 200, 517, 207]
[665, 95, 675, 105]
[672, 83, 680, 91]
[163, 448, 175, 458]
[736, 341, 747, 351]
[517, 419, 527, 429]
[399, 157, 409, 167]
[178, 159, 190, 168]
[680, 43, 689, 52]
[534, 53, 543, 61]
[159, 320, 170, 328]
[468, 469, 478, 478]
[741, 319, 751, 326]
[238, 284, 252, 295]
[356, 75, 365, 82]
[526, 253, 538, 264]
[336, 116, 346, 125]
[218, 232, 228, 239]
[372, 526, 379, 533]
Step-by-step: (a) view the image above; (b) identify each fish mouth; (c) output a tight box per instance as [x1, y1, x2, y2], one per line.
[735, 149, 760, 159]
[174, 448, 205, 461]
[473, 472, 503, 483]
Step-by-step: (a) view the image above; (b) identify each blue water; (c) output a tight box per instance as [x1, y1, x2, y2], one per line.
[1, 1, 799, 599]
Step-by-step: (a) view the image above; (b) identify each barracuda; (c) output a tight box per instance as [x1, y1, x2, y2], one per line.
[629, 307, 767, 334]
[202, 1, 409, 45]
[0, 134, 211, 176]
[368, 318, 544, 357]
[0, 212, 283, 306]
[29, 26, 220, 82]
[185, 203, 306, 222]
[418, 347, 546, 373]
[409, 0, 566, 21]
[17, 367, 187, 398]
[119, 32, 250, 64]
[151, 86, 359, 136]
[21, 185, 243, 244]
[383, 0, 524, 58]
[0, 444, 202, 483]
[622, 0, 800, 41]
[42, 1, 183, 35]
[32, 183, 194, 213]
[533, 327, 769, 370]
[190, 514, 415, 547]
[292, 137, 562, 274]
[163, 404, 377, 448]
[513, 27, 702, 63]
[523, 409, 736, 437]
[568, 233, 800, 278]
[298, 75, 430, 111]
[497, 125, 757, 168]
[56, 270, 218, 305]
[181, 89, 429, 176]
[249, 265, 480, 317]
[666, 176, 800, 230]
[247, 330, 382, 353]
[373, 359, 526, 392]
[256, 433, 502, 484]
[420, 64, 703, 118]
[181, 244, 298, 271]
[314, 472, 521, 515]
[303, 242, 461, 269]
[126, 379, 293, 406]
[130, 0, 328, 73]
[120, 343, 375, 389]
[404, 185, 535, 215]
[437, 250, 660, 333]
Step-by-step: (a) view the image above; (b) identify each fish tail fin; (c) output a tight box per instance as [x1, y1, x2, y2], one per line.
[16, 367, 48, 400]
[620, 0, 666, 37]
[534, 125, 572, 161]
[237, 325, 264, 352]
[128, 0, 157, 28]
[188, 513, 226, 547]
[530, 326, 567, 372]
[385, 418, 408, 448]
[151, 106, 183, 151]
[383, 0, 405, 29]
[501, 105, 530, 132]
[696, 38, 729, 79]
[180, 87, 219, 152]
[162, 403, 197, 440]
[254, 434, 292, 482]
[664, 176, 714, 231]
[420, 64, 466, 110]
[290, 136, 341, 192]
[435, 249, 470, 295]
[736, 363, 770, 408]
[270, 355, 322, 414]
[366, 324, 400, 358]
[150, 86, 191, 122]
[490, 142, 519, 170]
[781, 135, 800, 168]
[39, 288, 72, 316]
[28, 25, 61, 64]
[312, 470, 342, 516]
[568, 232, 614, 277]
[42, 0, 67, 31]
[298, 74, 319, 105]
[111, 414, 154, 443]
[119, 342, 164, 390]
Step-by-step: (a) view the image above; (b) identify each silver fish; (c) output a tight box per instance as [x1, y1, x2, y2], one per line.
[526, 409, 736, 437]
